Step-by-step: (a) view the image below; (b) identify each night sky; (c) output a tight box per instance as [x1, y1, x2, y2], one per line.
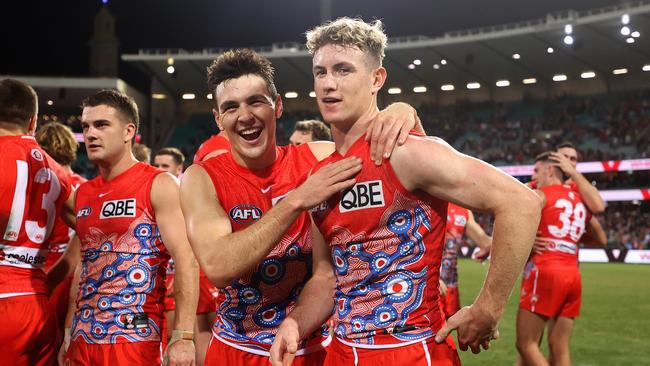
[3, 0, 625, 85]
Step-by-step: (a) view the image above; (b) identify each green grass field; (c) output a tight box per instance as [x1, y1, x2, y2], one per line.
[454, 259, 650, 366]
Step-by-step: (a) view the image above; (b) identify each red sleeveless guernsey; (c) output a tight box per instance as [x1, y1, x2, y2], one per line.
[311, 135, 448, 348]
[198, 144, 330, 354]
[72, 162, 170, 344]
[440, 203, 469, 288]
[45, 173, 87, 271]
[193, 133, 230, 163]
[533, 184, 590, 268]
[0, 135, 71, 297]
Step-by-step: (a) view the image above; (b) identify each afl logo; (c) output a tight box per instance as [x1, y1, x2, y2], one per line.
[229, 205, 262, 224]
[31, 149, 43, 161]
[77, 206, 92, 218]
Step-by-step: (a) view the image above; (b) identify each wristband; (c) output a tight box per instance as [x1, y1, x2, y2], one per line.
[168, 329, 194, 347]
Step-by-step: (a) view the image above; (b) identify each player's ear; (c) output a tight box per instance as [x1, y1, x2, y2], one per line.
[212, 108, 224, 131]
[27, 114, 38, 135]
[124, 121, 136, 143]
[371, 67, 387, 94]
[274, 95, 283, 119]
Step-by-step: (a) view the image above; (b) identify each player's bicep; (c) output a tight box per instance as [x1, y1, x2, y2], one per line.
[179, 165, 233, 245]
[396, 137, 538, 214]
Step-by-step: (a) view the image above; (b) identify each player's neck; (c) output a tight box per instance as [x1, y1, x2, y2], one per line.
[63, 165, 74, 175]
[97, 149, 139, 181]
[330, 104, 379, 156]
[0, 124, 28, 137]
[232, 145, 277, 171]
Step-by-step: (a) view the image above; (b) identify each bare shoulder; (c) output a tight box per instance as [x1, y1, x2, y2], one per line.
[307, 141, 335, 161]
[151, 172, 180, 204]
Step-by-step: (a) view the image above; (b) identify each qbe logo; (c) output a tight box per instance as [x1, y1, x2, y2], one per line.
[229, 205, 262, 224]
[100, 199, 136, 219]
[339, 180, 385, 213]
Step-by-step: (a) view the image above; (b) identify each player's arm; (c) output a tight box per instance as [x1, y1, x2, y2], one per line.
[270, 223, 336, 366]
[46, 235, 80, 291]
[151, 173, 199, 366]
[581, 216, 607, 247]
[466, 211, 492, 261]
[391, 137, 542, 353]
[549, 152, 605, 214]
[180, 158, 360, 289]
[60, 190, 77, 229]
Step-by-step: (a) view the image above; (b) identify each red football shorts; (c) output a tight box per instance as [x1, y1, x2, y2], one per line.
[0, 294, 58, 366]
[50, 275, 73, 330]
[204, 336, 327, 366]
[197, 275, 218, 315]
[65, 340, 162, 366]
[324, 336, 460, 366]
[519, 263, 581, 318]
[443, 287, 460, 318]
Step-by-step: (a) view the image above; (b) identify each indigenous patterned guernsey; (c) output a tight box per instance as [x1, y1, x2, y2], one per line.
[72, 162, 169, 344]
[198, 144, 330, 355]
[440, 203, 468, 317]
[311, 135, 448, 347]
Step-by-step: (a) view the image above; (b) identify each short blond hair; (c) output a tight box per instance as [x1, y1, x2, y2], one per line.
[306, 17, 387, 66]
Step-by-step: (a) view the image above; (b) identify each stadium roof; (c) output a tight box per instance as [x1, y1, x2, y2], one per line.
[122, 1, 650, 102]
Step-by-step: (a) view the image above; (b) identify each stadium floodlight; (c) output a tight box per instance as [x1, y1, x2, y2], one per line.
[563, 35, 574, 45]
[631, 31, 640, 38]
[547, 47, 554, 54]
[284, 92, 298, 99]
[580, 71, 596, 79]
[622, 14, 630, 25]
[309, 91, 316, 98]
[440, 59, 447, 65]
[433, 64, 440, 69]
[413, 59, 421, 66]
[182, 93, 195, 100]
[466, 82, 481, 90]
[522, 78, 537, 85]
[552, 74, 567, 82]
[441, 84, 455, 91]
[613, 68, 628, 75]
[47, 100, 54, 106]
[206, 94, 213, 100]
[621, 26, 631, 36]
[413, 86, 427, 93]
[642, 64, 650, 72]
[495, 80, 510, 87]
[512, 53, 521, 60]
[167, 57, 174, 65]
[564, 24, 573, 35]
[151, 93, 166, 100]
[387, 88, 402, 95]
[408, 64, 416, 70]
[166, 65, 175, 74]
[626, 37, 635, 44]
